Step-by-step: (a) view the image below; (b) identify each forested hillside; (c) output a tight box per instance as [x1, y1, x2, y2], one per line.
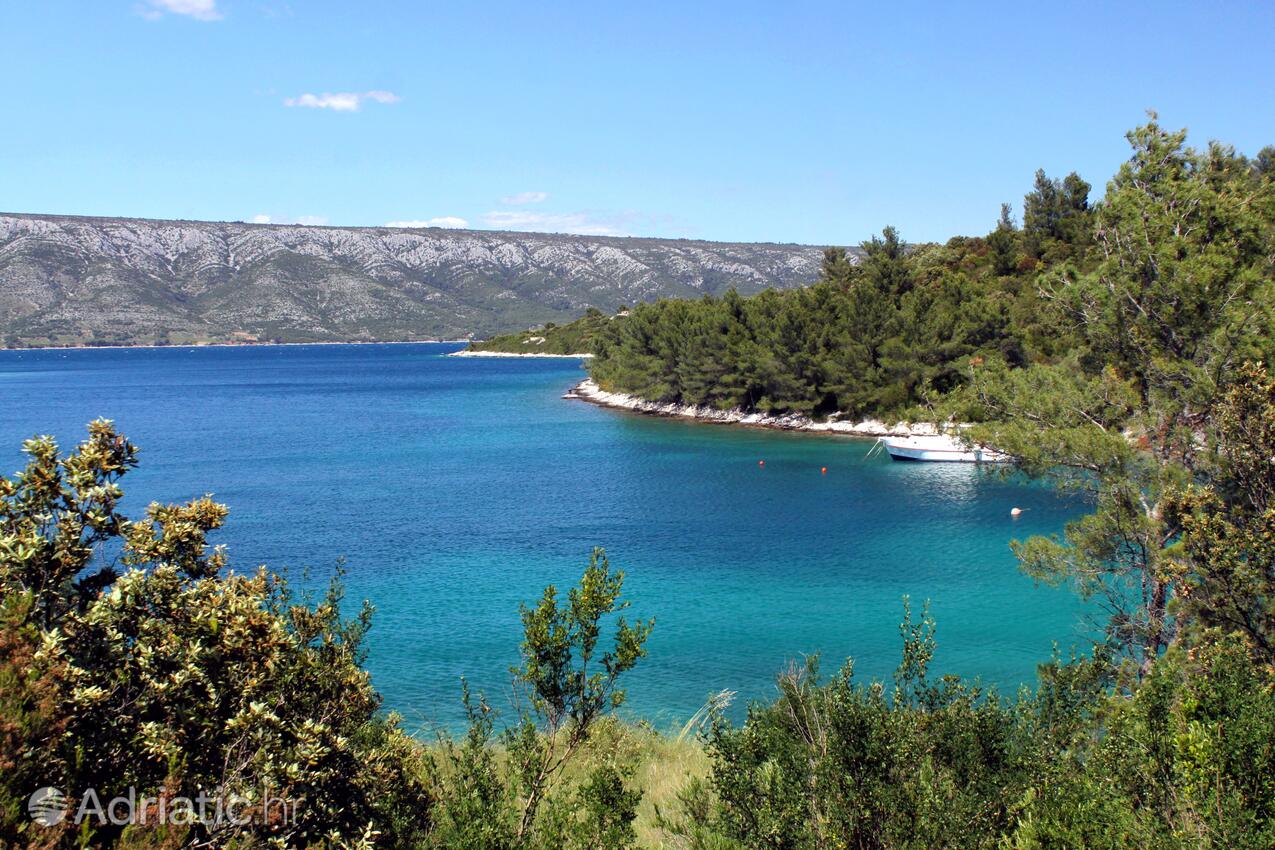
[465, 307, 613, 354]
[588, 121, 1275, 423]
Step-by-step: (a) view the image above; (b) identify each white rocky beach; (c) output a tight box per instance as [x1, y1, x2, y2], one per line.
[566, 379, 938, 437]
[448, 350, 594, 358]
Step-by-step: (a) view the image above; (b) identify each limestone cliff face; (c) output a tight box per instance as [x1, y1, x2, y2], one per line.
[0, 213, 831, 345]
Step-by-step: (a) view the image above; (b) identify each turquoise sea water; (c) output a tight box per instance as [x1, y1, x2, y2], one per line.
[0, 343, 1089, 729]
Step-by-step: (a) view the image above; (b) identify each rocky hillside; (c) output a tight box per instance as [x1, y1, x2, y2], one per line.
[0, 213, 831, 347]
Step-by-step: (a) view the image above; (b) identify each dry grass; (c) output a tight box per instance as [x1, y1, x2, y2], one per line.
[632, 730, 712, 848]
[580, 721, 713, 848]
[586, 691, 733, 847]
[421, 716, 714, 849]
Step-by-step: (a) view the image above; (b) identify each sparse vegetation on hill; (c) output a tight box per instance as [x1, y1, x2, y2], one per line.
[465, 308, 618, 354]
[0, 215, 824, 348]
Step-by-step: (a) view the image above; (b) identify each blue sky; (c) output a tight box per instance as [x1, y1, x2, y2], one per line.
[4, 1, 1273, 245]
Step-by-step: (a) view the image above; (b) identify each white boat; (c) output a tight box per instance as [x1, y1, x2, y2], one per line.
[877, 434, 1011, 463]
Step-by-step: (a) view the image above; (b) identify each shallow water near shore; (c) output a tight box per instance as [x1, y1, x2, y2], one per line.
[0, 342, 1089, 730]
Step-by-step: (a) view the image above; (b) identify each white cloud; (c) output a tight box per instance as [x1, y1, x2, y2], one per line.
[385, 217, 469, 229]
[480, 211, 628, 237]
[141, 0, 222, 20]
[284, 90, 401, 112]
[500, 191, 549, 205]
[286, 93, 360, 112]
[249, 214, 327, 226]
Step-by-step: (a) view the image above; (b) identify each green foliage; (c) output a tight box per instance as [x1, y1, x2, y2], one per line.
[0, 591, 71, 847]
[514, 548, 652, 728]
[668, 614, 1274, 850]
[986, 203, 1020, 277]
[0, 420, 139, 628]
[466, 308, 614, 355]
[958, 357, 1182, 666]
[426, 684, 517, 849]
[1008, 637, 1275, 850]
[1054, 116, 1274, 414]
[1168, 363, 1275, 662]
[1022, 169, 1092, 261]
[590, 230, 1021, 419]
[951, 116, 1275, 670]
[671, 605, 1113, 850]
[0, 422, 432, 849]
[508, 548, 652, 843]
[428, 549, 652, 850]
[589, 115, 1272, 431]
[0, 425, 660, 850]
[582, 116, 1275, 847]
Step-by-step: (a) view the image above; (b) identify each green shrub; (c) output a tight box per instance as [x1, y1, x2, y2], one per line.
[0, 422, 430, 848]
[0, 423, 654, 849]
[670, 612, 1275, 850]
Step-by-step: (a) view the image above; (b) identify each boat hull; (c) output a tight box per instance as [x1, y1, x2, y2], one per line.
[880, 436, 1011, 463]
[885, 445, 1000, 462]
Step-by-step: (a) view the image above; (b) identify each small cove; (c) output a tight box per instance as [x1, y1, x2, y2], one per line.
[0, 342, 1090, 729]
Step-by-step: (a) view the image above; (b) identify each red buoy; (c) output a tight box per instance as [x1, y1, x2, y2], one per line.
[821, 467, 827, 474]
[758, 460, 765, 466]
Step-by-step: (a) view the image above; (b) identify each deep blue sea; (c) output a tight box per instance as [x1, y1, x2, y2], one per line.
[0, 343, 1090, 730]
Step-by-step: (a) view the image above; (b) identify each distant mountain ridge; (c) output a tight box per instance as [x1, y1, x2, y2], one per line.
[0, 212, 833, 347]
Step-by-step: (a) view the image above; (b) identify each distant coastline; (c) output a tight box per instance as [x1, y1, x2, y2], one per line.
[566, 379, 936, 437]
[0, 339, 469, 353]
[0, 211, 825, 352]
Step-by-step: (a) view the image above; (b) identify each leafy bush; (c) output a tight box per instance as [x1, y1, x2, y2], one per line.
[0, 421, 431, 849]
[427, 548, 653, 850]
[668, 613, 1274, 850]
[0, 424, 654, 849]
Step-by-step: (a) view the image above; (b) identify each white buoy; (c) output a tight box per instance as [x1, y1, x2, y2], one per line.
[1010, 507, 1023, 517]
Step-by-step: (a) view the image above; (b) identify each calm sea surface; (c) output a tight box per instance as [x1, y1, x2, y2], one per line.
[0, 343, 1089, 729]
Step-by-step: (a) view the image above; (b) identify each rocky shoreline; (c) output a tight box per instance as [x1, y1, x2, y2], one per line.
[448, 350, 593, 358]
[565, 379, 938, 437]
